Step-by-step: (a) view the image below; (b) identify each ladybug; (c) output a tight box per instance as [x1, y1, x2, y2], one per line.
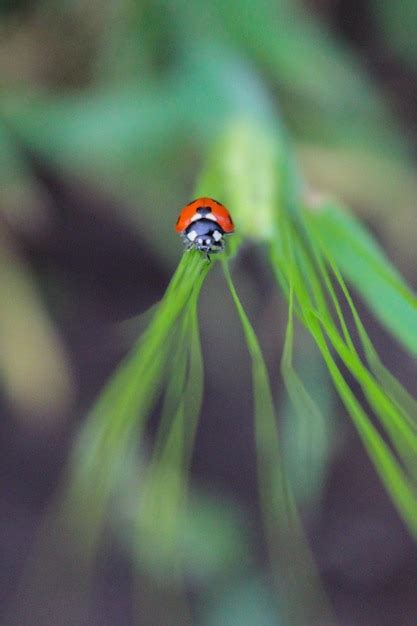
[175, 197, 234, 259]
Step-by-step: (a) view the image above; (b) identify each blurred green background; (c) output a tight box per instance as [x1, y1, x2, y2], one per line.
[1, 1, 417, 625]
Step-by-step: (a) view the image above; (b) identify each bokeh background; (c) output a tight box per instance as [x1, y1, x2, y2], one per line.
[1, 1, 417, 625]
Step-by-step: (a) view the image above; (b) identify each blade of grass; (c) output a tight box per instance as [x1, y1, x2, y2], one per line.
[135, 278, 205, 580]
[307, 201, 417, 356]
[281, 283, 336, 507]
[270, 215, 417, 536]
[62, 251, 209, 558]
[279, 212, 417, 479]
[132, 283, 205, 624]
[332, 262, 417, 425]
[304, 312, 417, 539]
[222, 258, 335, 626]
[305, 211, 417, 425]
[299, 215, 417, 481]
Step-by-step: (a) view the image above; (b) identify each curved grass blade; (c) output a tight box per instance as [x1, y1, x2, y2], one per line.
[281, 283, 336, 507]
[5, 253, 210, 626]
[333, 263, 417, 425]
[132, 285, 205, 624]
[307, 201, 417, 356]
[300, 214, 417, 482]
[282, 211, 417, 476]
[135, 279, 205, 579]
[269, 213, 417, 537]
[62, 251, 209, 558]
[222, 259, 335, 626]
[304, 216, 417, 426]
[304, 312, 417, 539]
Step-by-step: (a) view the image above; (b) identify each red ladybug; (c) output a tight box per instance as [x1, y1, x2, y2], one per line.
[175, 197, 234, 259]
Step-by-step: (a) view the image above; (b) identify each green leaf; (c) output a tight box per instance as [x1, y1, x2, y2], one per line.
[222, 259, 335, 626]
[306, 311, 417, 540]
[64, 252, 210, 554]
[203, 575, 281, 626]
[281, 302, 337, 507]
[306, 201, 417, 356]
[194, 0, 411, 159]
[371, 0, 417, 70]
[269, 204, 417, 539]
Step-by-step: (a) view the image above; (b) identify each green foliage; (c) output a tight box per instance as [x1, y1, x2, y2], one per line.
[57, 115, 417, 625]
[65, 252, 210, 550]
[371, 0, 417, 69]
[269, 188, 417, 538]
[307, 201, 417, 356]
[2, 1, 417, 623]
[223, 259, 333, 625]
[1, 0, 415, 230]
[202, 575, 279, 626]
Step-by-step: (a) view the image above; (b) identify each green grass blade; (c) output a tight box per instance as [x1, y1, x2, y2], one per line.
[304, 313, 417, 539]
[135, 283, 205, 581]
[307, 201, 417, 356]
[308, 228, 417, 427]
[281, 284, 336, 507]
[270, 210, 417, 536]
[300, 215, 417, 480]
[63, 252, 209, 554]
[222, 259, 335, 626]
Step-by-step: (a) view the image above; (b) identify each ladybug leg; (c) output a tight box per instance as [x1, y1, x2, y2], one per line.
[181, 233, 194, 251]
[206, 252, 211, 263]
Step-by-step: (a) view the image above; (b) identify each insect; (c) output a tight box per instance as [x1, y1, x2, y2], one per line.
[175, 197, 234, 260]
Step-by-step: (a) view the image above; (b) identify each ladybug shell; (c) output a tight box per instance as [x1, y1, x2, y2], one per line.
[175, 197, 234, 234]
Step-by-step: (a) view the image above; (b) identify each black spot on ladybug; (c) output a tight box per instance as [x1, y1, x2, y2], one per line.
[196, 206, 212, 216]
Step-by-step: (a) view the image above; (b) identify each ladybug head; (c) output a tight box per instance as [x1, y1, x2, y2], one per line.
[183, 217, 224, 254]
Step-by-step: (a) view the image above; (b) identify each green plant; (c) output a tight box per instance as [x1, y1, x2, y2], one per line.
[59, 118, 417, 624]
[2, 2, 417, 623]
